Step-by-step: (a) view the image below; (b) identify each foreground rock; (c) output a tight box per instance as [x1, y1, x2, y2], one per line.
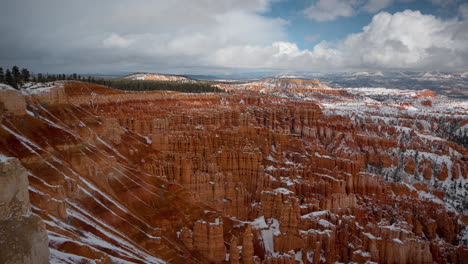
[0, 155, 49, 264]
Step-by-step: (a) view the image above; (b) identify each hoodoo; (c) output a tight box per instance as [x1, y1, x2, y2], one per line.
[0, 80, 466, 263]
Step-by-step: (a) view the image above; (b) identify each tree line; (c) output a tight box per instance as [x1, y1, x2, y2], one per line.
[0, 66, 31, 89]
[0, 66, 224, 93]
[90, 79, 224, 93]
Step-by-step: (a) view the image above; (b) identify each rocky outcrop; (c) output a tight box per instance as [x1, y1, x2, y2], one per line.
[0, 156, 49, 264]
[193, 219, 226, 262]
[0, 88, 26, 115]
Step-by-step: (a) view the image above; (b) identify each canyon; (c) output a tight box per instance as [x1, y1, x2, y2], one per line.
[0, 79, 467, 263]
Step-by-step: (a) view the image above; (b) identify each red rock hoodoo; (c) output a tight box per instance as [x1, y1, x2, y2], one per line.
[0, 80, 466, 263]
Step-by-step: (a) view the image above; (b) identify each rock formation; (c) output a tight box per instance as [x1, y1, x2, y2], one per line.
[0, 155, 50, 264]
[0, 80, 466, 263]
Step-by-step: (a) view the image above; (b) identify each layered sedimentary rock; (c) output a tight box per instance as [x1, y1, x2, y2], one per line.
[0, 80, 466, 263]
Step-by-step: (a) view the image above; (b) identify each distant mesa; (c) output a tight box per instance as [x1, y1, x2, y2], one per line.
[123, 73, 196, 82]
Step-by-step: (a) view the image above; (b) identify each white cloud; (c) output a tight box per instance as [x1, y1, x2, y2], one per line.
[304, 0, 356, 21]
[340, 10, 468, 70]
[208, 40, 342, 70]
[103, 34, 134, 48]
[209, 9, 468, 72]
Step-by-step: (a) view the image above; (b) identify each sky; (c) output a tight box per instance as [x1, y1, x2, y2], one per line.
[0, 0, 467, 75]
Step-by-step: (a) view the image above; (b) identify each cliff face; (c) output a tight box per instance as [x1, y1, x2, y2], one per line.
[0, 81, 466, 263]
[0, 155, 50, 264]
[0, 87, 26, 115]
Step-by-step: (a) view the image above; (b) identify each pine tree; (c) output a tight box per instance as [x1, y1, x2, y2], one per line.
[37, 73, 43, 82]
[5, 69, 17, 89]
[21, 68, 30, 82]
[0, 67, 4, 83]
[11, 66, 21, 87]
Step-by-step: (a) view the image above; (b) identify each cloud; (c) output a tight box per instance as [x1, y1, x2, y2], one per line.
[340, 10, 468, 70]
[208, 9, 468, 72]
[103, 34, 134, 48]
[304, 0, 356, 21]
[209, 41, 342, 70]
[304, 0, 418, 21]
[431, 0, 456, 7]
[0, 0, 286, 73]
[305, 34, 320, 42]
[0, 1, 466, 74]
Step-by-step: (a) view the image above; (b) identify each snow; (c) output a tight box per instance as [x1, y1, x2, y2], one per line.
[272, 187, 294, 195]
[96, 136, 128, 161]
[49, 248, 98, 264]
[0, 153, 13, 163]
[307, 250, 314, 262]
[210, 218, 222, 226]
[64, 204, 165, 263]
[0, 83, 15, 91]
[353, 250, 371, 258]
[318, 219, 335, 228]
[300, 210, 328, 219]
[266, 155, 278, 162]
[363, 232, 381, 240]
[1, 124, 42, 150]
[21, 82, 61, 95]
[381, 224, 411, 233]
[300, 229, 333, 236]
[251, 216, 268, 229]
[295, 250, 304, 264]
[259, 218, 281, 257]
[143, 136, 152, 144]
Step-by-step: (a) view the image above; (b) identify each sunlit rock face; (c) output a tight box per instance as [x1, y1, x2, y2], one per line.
[0, 80, 466, 263]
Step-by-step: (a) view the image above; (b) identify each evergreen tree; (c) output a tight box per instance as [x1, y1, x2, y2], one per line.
[11, 66, 21, 87]
[5, 69, 17, 89]
[21, 68, 30, 82]
[37, 73, 44, 82]
[0, 67, 4, 83]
